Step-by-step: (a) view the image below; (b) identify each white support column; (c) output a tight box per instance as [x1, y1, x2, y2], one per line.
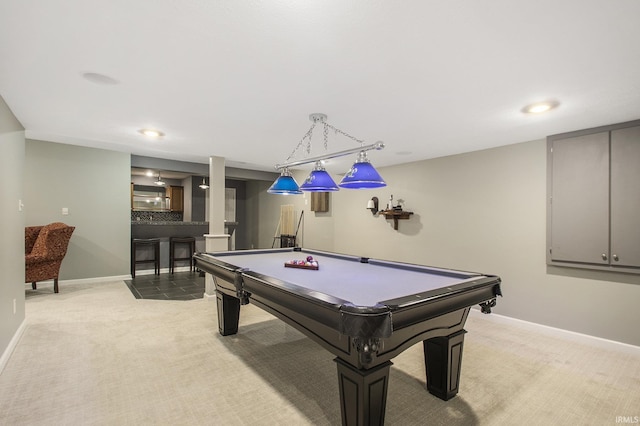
[204, 155, 229, 299]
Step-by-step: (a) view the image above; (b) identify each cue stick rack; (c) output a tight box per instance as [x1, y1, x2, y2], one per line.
[272, 205, 303, 248]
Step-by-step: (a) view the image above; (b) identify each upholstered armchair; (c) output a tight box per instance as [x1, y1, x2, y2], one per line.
[25, 222, 75, 293]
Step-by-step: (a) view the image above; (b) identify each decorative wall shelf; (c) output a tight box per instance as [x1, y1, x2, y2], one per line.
[380, 209, 413, 230]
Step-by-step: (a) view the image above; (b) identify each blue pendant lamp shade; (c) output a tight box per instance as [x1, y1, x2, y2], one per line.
[267, 168, 302, 195]
[300, 161, 339, 192]
[338, 151, 387, 189]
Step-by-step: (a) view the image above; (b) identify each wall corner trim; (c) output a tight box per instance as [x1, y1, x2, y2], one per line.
[0, 318, 27, 375]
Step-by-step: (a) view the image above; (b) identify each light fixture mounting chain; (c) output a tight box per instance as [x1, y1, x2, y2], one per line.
[275, 113, 382, 170]
[325, 122, 365, 145]
[284, 121, 317, 163]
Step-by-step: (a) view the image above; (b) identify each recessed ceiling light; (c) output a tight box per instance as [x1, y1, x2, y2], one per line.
[145, 170, 154, 177]
[522, 100, 560, 114]
[82, 72, 119, 85]
[138, 129, 165, 138]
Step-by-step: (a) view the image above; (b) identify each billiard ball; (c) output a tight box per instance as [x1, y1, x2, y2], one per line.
[306, 255, 314, 262]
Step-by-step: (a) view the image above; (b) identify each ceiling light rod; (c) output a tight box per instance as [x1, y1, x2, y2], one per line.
[275, 141, 385, 170]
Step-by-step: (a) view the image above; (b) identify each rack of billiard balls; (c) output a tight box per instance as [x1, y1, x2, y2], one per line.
[284, 255, 319, 270]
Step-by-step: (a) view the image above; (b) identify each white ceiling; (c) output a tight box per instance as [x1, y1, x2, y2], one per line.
[1, 1, 639, 173]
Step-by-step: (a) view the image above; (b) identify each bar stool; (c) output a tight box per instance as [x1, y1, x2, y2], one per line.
[170, 236, 196, 274]
[131, 238, 160, 278]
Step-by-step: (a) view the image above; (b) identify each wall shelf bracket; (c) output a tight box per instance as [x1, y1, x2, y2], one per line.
[380, 209, 413, 230]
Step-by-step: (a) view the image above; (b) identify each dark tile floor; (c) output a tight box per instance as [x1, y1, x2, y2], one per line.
[124, 271, 205, 300]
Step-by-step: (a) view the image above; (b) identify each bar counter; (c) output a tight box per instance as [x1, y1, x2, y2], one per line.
[131, 221, 209, 239]
[131, 221, 209, 273]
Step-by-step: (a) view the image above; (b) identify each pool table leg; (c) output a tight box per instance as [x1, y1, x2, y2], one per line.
[335, 358, 392, 426]
[215, 290, 240, 336]
[423, 329, 467, 401]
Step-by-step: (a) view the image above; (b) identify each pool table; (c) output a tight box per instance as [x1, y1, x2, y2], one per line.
[193, 247, 501, 426]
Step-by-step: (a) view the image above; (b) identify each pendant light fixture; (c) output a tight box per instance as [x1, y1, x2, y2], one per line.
[199, 177, 210, 189]
[299, 161, 339, 192]
[154, 173, 166, 186]
[339, 151, 386, 189]
[267, 168, 303, 195]
[270, 114, 386, 195]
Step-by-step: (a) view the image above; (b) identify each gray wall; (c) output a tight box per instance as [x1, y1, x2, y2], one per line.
[246, 180, 290, 250]
[246, 181, 265, 249]
[0, 95, 25, 359]
[25, 140, 131, 279]
[225, 179, 249, 249]
[282, 139, 640, 346]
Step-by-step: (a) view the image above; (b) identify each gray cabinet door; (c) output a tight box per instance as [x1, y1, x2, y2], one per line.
[611, 126, 640, 268]
[550, 132, 610, 264]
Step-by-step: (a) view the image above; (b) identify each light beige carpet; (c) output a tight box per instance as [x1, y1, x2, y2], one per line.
[0, 281, 638, 425]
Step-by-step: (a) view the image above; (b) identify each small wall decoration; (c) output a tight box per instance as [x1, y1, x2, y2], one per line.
[311, 192, 329, 212]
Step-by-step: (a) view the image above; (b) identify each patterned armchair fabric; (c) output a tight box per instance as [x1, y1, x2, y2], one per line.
[25, 222, 75, 293]
[25, 225, 43, 255]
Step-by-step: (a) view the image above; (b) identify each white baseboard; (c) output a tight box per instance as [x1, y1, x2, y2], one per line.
[470, 308, 640, 354]
[23, 266, 198, 290]
[0, 318, 26, 375]
[24, 274, 132, 289]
